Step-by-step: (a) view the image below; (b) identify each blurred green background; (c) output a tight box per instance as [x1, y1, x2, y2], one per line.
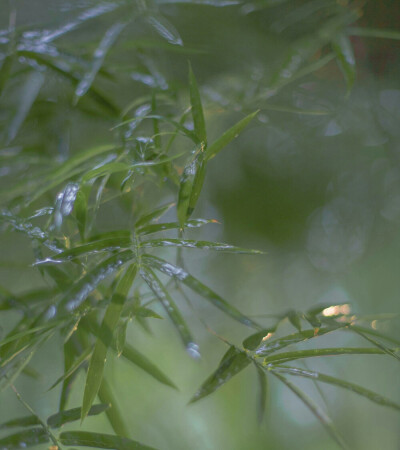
[1, 1, 400, 449]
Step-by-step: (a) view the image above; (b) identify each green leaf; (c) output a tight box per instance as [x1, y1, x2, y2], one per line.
[255, 364, 268, 423]
[188, 63, 207, 145]
[98, 377, 129, 437]
[134, 203, 175, 229]
[142, 254, 260, 329]
[59, 250, 134, 313]
[139, 265, 199, 357]
[347, 27, 400, 40]
[121, 343, 177, 389]
[332, 33, 356, 94]
[287, 310, 302, 331]
[73, 186, 89, 240]
[272, 372, 348, 450]
[350, 328, 400, 363]
[177, 151, 204, 227]
[0, 415, 40, 430]
[59, 431, 156, 450]
[243, 328, 276, 351]
[204, 111, 259, 161]
[74, 22, 126, 102]
[0, 428, 49, 450]
[47, 404, 109, 428]
[48, 346, 92, 391]
[136, 218, 217, 235]
[141, 238, 264, 253]
[81, 263, 137, 422]
[263, 347, 386, 365]
[115, 319, 129, 357]
[190, 346, 251, 403]
[273, 366, 400, 412]
[254, 326, 342, 357]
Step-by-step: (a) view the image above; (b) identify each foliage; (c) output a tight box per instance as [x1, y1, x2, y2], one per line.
[0, 1, 399, 449]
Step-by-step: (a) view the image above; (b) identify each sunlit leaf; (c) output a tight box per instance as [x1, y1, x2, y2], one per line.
[59, 431, 156, 450]
[243, 328, 276, 351]
[254, 326, 343, 357]
[81, 263, 137, 422]
[190, 346, 251, 403]
[147, 14, 183, 46]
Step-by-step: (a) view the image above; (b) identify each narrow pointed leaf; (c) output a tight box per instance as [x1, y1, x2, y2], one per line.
[59, 431, 156, 450]
[190, 346, 251, 403]
[255, 364, 268, 423]
[0, 415, 40, 430]
[263, 347, 385, 365]
[204, 111, 258, 161]
[189, 63, 207, 144]
[273, 366, 400, 411]
[272, 372, 348, 449]
[0, 428, 49, 450]
[81, 263, 137, 422]
[177, 151, 204, 227]
[49, 346, 92, 391]
[139, 266, 198, 357]
[59, 250, 134, 313]
[121, 343, 177, 389]
[136, 218, 216, 235]
[347, 27, 400, 40]
[75, 22, 126, 101]
[255, 326, 342, 357]
[147, 14, 183, 46]
[332, 33, 356, 93]
[351, 328, 400, 363]
[99, 377, 129, 437]
[141, 238, 264, 254]
[47, 404, 109, 428]
[142, 254, 260, 329]
[134, 202, 175, 229]
[243, 328, 276, 351]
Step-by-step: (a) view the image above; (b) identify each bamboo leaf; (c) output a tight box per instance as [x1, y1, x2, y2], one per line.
[0, 415, 40, 430]
[59, 431, 156, 450]
[134, 203, 175, 229]
[48, 346, 92, 391]
[177, 151, 204, 227]
[141, 238, 264, 254]
[204, 111, 259, 161]
[0, 428, 49, 450]
[347, 27, 400, 40]
[332, 33, 356, 93]
[142, 254, 260, 329]
[139, 265, 199, 358]
[98, 377, 129, 438]
[243, 328, 276, 351]
[350, 328, 400, 363]
[121, 343, 177, 389]
[190, 346, 251, 403]
[263, 347, 386, 365]
[59, 250, 134, 313]
[255, 364, 268, 423]
[188, 62, 207, 144]
[136, 218, 217, 236]
[47, 404, 109, 428]
[81, 263, 137, 422]
[255, 326, 342, 357]
[273, 366, 400, 412]
[272, 372, 348, 450]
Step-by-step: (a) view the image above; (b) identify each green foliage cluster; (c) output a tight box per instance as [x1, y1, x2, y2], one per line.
[0, 1, 399, 449]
